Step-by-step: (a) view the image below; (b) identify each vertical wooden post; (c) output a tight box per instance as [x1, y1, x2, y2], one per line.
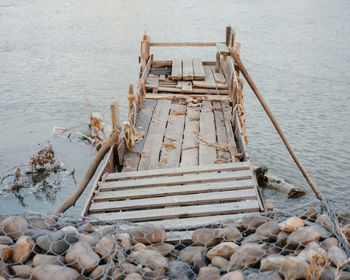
[141, 40, 150, 72]
[110, 102, 121, 132]
[215, 52, 220, 73]
[230, 30, 236, 48]
[226, 26, 232, 46]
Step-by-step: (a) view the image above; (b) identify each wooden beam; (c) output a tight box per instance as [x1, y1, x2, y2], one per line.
[150, 42, 218, 47]
[145, 93, 230, 102]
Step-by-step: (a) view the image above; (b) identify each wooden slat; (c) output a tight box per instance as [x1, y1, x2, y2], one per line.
[100, 169, 252, 191]
[89, 189, 257, 213]
[216, 42, 230, 55]
[213, 102, 231, 163]
[171, 59, 182, 80]
[159, 103, 186, 168]
[192, 58, 205, 80]
[222, 101, 239, 162]
[94, 179, 255, 202]
[182, 81, 192, 92]
[199, 101, 217, 165]
[138, 100, 171, 171]
[182, 58, 194, 80]
[234, 109, 249, 161]
[150, 42, 217, 47]
[122, 100, 157, 172]
[192, 65, 228, 90]
[145, 75, 159, 89]
[176, 81, 183, 89]
[211, 65, 226, 84]
[89, 200, 260, 222]
[146, 93, 230, 102]
[155, 86, 229, 95]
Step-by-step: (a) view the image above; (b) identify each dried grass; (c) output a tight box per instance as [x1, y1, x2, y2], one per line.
[163, 143, 176, 152]
[197, 134, 242, 158]
[190, 117, 200, 121]
[172, 110, 186, 116]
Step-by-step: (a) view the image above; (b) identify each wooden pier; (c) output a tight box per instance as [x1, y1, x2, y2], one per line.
[82, 27, 265, 231]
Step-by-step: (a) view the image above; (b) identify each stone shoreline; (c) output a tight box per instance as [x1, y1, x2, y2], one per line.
[1, 208, 350, 279]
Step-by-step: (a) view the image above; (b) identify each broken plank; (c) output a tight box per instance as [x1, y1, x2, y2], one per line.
[222, 101, 240, 162]
[182, 58, 194, 80]
[171, 59, 182, 80]
[213, 102, 231, 163]
[216, 42, 230, 55]
[192, 58, 205, 80]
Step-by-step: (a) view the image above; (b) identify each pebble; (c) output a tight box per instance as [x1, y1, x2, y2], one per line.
[216, 226, 242, 242]
[111, 267, 123, 280]
[10, 265, 33, 278]
[241, 216, 272, 233]
[149, 243, 175, 256]
[32, 264, 81, 280]
[133, 243, 146, 252]
[316, 214, 333, 232]
[117, 232, 131, 251]
[320, 269, 335, 280]
[13, 236, 34, 263]
[95, 235, 115, 262]
[24, 229, 49, 241]
[328, 245, 347, 268]
[60, 226, 78, 244]
[33, 254, 64, 267]
[298, 241, 327, 265]
[65, 241, 100, 273]
[124, 273, 143, 280]
[167, 260, 194, 279]
[197, 266, 220, 280]
[36, 231, 70, 255]
[286, 226, 321, 247]
[301, 207, 317, 221]
[278, 217, 304, 232]
[321, 237, 339, 249]
[78, 233, 98, 247]
[276, 231, 289, 247]
[306, 221, 331, 239]
[0, 216, 29, 239]
[247, 271, 282, 280]
[141, 266, 165, 279]
[206, 242, 239, 260]
[178, 246, 207, 272]
[211, 256, 229, 271]
[255, 221, 280, 240]
[27, 217, 56, 230]
[228, 243, 266, 270]
[129, 227, 166, 244]
[0, 244, 13, 262]
[0, 236, 13, 246]
[220, 271, 244, 280]
[192, 228, 219, 247]
[241, 233, 261, 244]
[130, 248, 168, 270]
[121, 262, 138, 274]
[89, 264, 108, 279]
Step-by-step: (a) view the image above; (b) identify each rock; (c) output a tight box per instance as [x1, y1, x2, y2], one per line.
[207, 242, 239, 260]
[129, 227, 166, 244]
[320, 269, 335, 280]
[260, 255, 310, 279]
[9, 265, 33, 278]
[95, 235, 115, 262]
[278, 217, 304, 232]
[65, 241, 100, 273]
[339, 271, 350, 280]
[117, 232, 131, 251]
[321, 237, 338, 249]
[286, 226, 321, 247]
[33, 254, 64, 267]
[125, 273, 143, 280]
[149, 243, 174, 256]
[27, 217, 56, 230]
[60, 226, 78, 244]
[111, 267, 123, 280]
[301, 206, 317, 221]
[36, 231, 71, 255]
[24, 229, 49, 241]
[306, 221, 331, 239]
[0, 236, 13, 246]
[89, 264, 108, 279]
[0, 260, 9, 279]
[192, 228, 219, 247]
[316, 214, 333, 232]
[121, 263, 138, 274]
[32, 264, 80, 280]
[241, 233, 261, 244]
[247, 272, 282, 280]
[0, 244, 13, 262]
[343, 224, 350, 240]
[13, 236, 34, 263]
[328, 245, 347, 268]
[298, 241, 327, 265]
[133, 243, 146, 252]
[167, 260, 194, 279]
[211, 256, 229, 271]
[220, 271, 244, 280]
[216, 226, 242, 242]
[241, 215, 272, 233]
[276, 231, 289, 247]
[178, 246, 207, 272]
[78, 233, 98, 247]
[79, 223, 94, 233]
[1, 217, 29, 239]
[198, 266, 220, 280]
[228, 243, 266, 270]
[140, 266, 165, 279]
[130, 249, 168, 270]
[338, 210, 350, 225]
[255, 221, 280, 240]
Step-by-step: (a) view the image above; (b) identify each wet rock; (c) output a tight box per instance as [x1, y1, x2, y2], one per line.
[167, 260, 194, 279]
[207, 242, 239, 260]
[211, 256, 229, 271]
[32, 264, 80, 280]
[0, 244, 13, 262]
[192, 228, 219, 247]
[255, 221, 280, 240]
[65, 241, 100, 273]
[36, 231, 71, 255]
[13, 236, 34, 263]
[321, 237, 339, 249]
[33, 254, 64, 267]
[276, 231, 289, 247]
[121, 263, 138, 274]
[198, 266, 220, 280]
[125, 273, 143, 280]
[149, 243, 174, 256]
[89, 264, 108, 279]
[111, 267, 123, 280]
[129, 227, 166, 244]
[10, 265, 33, 278]
[1, 217, 29, 239]
[117, 232, 131, 251]
[130, 249, 168, 270]
[278, 217, 304, 232]
[301, 206, 317, 221]
[220, 271, 244, 280]
[286, 226, 321, 247]
[247, 271, 282, 280]
[320, 269, 335, 280]
[95, 235, 115, 262]
[178, 246, 207, 272]
[328, 245, 347, 268]
[241, 216, 272, 233]
[260, 255, 310, 279]
[298, 241, 327, 265]
[228, 243, 266, 270]
[78, 233, 98, 247]
[60, 226, 78, 244]
[216, 226, 242, 242]
[316, 214, 333, 232]
[0, 236, 13, 246]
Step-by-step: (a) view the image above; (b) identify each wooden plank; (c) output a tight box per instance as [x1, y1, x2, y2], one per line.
[122, 100, 157, 172]
[89, 200, 260, 222]
[107, 161, 250, 181]
[94, 179, 255, 202]
[182, 81, 192, 92]
[234, 109, 250, 161]
[182, 58, 194, 80]
[222, 101, 239, 162]
[89, 189, 257, 213]
[216, 42, 230, 55]
[150, 42, 217, 47]
[199, 101, 217, 165]
[146, 93, 230, 102]
[211, 65, 226, 84]
[155, 86, 229, 95]
[176, 81, 183, 89]
[159, 103, 186, 168]
[146, 75, 159, 88]
[181, 105, 200, 167]
[100, 169, 252, 191]
[192, 58, 205, 80]
[171, 59, 182, 80]
[140, 56, 152, 81]
[138, 100, 172, 171]
[213, 102, 231, 163]
[192, 65, 228, 90]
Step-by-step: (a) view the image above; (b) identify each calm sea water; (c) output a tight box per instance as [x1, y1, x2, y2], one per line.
[1, 0, 349, 216]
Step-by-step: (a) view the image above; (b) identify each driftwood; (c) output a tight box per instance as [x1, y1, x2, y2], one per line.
[254, 166, 305, 198]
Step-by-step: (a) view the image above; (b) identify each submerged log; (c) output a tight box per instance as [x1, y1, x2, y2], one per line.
[254, 166, 305, 198]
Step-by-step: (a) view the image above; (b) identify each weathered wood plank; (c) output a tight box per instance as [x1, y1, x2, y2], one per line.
[192, 65, 228, 90]
[182, 58, 194, 80]
[199, 101, 217, 165]
[216, 42, 230, 55]
[159, 103, 186, 168]
[155, 87, 229, 95]
[192, 58, 205, 80]
[94, 179, 255, 202]
[171, 59, 182, 80]
[89, 200, 260, 222]
[138, 100, 171, 171]
[181, 81, 192, 92]
[150, 42, 218, 47]
[211, 65, 226, 84]
[100, 169, 252, 191]
[222, 101, 239, 162]
[213, 102, 231, 163]
[146, 93, 230, 102]
[89, 189, 257, 213]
